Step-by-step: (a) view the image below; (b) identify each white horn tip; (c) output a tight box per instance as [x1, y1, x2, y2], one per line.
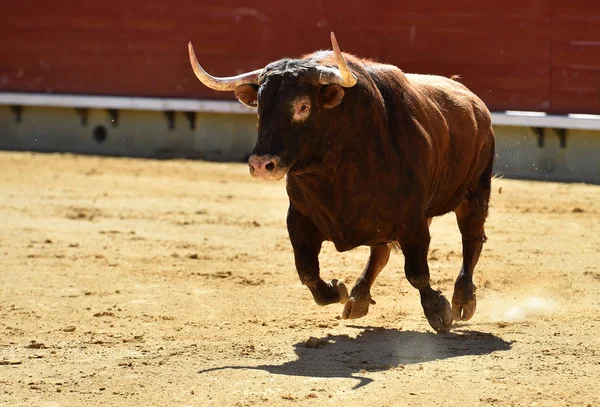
[330, 32, 343, 57]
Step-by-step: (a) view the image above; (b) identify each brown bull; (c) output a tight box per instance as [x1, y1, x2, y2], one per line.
[188, 33, 495, 332]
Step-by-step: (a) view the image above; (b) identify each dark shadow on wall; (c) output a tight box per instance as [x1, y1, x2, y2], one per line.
[198, 327, 511, 389]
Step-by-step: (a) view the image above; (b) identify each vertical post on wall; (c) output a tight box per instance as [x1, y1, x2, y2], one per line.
[533, 127, 544, 147]
[165, 111, 176, 130]
[555, 128, 567, 148]
[75, 108, 88, 126]
[184, 111, 196, 130]
[10, 105, 23, 123]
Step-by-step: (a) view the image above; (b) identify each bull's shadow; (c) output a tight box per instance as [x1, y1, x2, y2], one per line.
[198, 327, 511, 389]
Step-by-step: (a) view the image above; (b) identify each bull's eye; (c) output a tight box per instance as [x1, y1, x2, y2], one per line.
[292, 96, 311, 122]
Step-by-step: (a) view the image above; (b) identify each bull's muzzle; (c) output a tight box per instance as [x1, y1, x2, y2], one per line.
[248, 154, 286, 181]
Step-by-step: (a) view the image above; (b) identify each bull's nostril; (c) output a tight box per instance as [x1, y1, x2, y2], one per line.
[265, 162, 275, 171]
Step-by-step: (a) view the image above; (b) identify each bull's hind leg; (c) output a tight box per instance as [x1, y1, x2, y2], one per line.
[287, 205, 348, 306]
[342, 244, 391, 319]
[452, 145, 494, 321]
[452, 195, 488, 321]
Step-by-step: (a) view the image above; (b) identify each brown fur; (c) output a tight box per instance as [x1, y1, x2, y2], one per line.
[245, 50, 495, 332]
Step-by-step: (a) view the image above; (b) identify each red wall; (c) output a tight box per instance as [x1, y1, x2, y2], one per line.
[1, 1, 599, 114]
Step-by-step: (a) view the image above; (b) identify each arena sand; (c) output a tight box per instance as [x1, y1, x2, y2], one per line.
[0, 151, 599, 406]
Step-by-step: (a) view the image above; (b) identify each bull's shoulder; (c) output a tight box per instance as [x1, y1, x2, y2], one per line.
[363, 62, 405, 83]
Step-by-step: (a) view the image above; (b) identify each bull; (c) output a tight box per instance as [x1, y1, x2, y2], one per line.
[188, 33, 495, 332]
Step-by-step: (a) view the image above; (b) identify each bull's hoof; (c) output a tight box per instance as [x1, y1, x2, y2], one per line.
[312, 279, 348, 306]
[332, 279, 349, 304]
[421, 289, 453, 333]
[341, 294, 375, 320]
[452, 279, 477, 321]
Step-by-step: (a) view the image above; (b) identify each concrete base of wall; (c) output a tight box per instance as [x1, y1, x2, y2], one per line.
[1, 102, 599, 184]
[494, 126, 600, 184]
[0, 105, 257, 161]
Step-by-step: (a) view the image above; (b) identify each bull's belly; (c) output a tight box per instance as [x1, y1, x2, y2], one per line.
[329, 237, 391, 252]
[426, 193, 466, 218]
[287, 177, 404, 250]
[317, 222, 396, 252]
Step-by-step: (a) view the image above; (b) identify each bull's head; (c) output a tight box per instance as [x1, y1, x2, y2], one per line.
[188, 33, 357, 180]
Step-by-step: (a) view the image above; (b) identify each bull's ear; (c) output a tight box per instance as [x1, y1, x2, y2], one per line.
[322, 84, 345, 109]
[234, 84, 259, 108]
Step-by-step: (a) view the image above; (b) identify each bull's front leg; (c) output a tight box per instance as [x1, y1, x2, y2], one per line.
[399, 217, 453, 332]
[342, 244, 391, 319]
[287, 205, 348, 306]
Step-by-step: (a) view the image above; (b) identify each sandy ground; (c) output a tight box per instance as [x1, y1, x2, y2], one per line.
[0, 151, 599, 407]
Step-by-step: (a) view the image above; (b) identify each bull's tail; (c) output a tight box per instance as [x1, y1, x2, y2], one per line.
[482, 129, 496, 188]
[479, 129, 496, 217]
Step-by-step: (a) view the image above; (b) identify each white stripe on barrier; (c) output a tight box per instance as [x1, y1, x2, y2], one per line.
[0, 92, 254, 114]
[2, 92, 600, 130]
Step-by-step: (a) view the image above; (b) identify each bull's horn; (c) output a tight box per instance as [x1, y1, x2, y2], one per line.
[318, 32, 358, 88]
[188, 42, 261, 91]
